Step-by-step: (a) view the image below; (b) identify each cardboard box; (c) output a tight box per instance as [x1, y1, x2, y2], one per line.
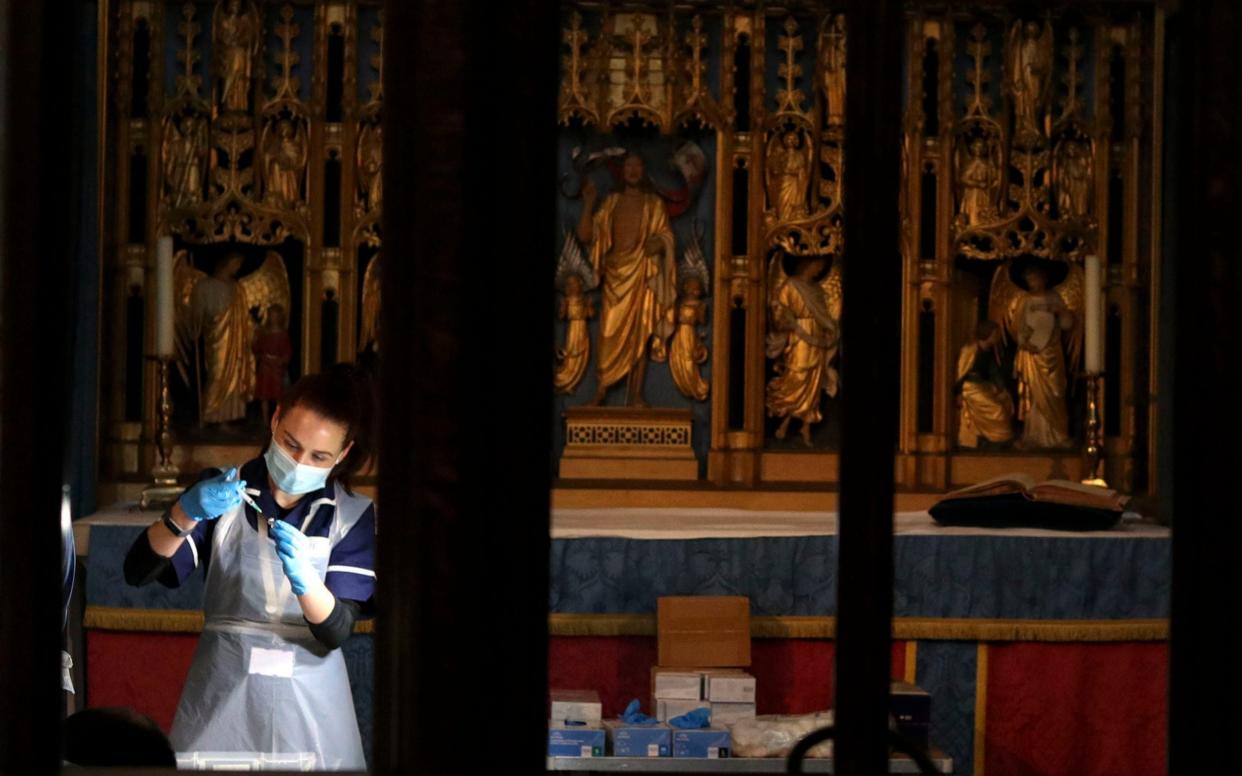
[548, 724, 605, 758]
[550, 689, 602, 725]
[709, 701, 756, 726]
[672, 728, 731, 758]
[651, 668, 703, 700]
[657, 596, 751, 668]
[704, 671, 756, 702]
[656, 699, 710, 723]
[890, 681, 931, 748]
[604, 720, 671, 757]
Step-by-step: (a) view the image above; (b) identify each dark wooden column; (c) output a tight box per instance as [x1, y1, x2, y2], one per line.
[834, 0, 904, 773]
[0, 0, 80, 771]
[1168, 0, 1242, 768]
[374, 1, 556, 772]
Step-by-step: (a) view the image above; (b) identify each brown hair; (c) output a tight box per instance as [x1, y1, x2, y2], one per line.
[273, 364, 376, 493]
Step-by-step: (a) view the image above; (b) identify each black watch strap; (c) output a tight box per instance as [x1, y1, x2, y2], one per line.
[162, 509, 194, 539]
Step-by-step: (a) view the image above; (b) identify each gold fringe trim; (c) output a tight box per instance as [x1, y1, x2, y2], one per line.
[84, 607, 374, 634]
[892, 617, 1168, 642]
[974, 643, 989, 776]
[904, 641, 918, 684]
[85, 607, 203, 633]
[548, 614, 1167, 642]
[86, 607, 1167, 643]
[753, 615, 834, 638]
[546, 613, 656, 637]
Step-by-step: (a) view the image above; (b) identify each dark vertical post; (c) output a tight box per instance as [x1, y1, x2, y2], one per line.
[375, 1, 555, 772]
[1168, 0, 1242, 770]
[0, 0, 78, 771]
[835, 0, 903, 774]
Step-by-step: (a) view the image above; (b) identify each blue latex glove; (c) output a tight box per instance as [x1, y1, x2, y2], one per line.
[270, 519, 317, 596]
[668, 707, 711, 729]
[621, 700, 657, 725]
[178, 467, 246, 521]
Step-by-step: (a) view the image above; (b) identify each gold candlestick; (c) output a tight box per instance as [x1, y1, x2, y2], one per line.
[140, 357, 184, 509]
[1081, 372, 1107, 487]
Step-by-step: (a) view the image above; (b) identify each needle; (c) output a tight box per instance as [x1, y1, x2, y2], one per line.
[240, 488, 274, 527]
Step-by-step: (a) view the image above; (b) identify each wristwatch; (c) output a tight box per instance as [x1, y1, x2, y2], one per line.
[162, 509, 194, 539]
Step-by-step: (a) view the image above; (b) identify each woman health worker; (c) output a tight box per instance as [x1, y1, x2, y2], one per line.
[124, 368, 376, 770]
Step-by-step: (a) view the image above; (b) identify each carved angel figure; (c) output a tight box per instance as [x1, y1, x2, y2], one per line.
[954, 319, 1015, 448]
[358, 253, 382, 356]
[357, 123, 383, 211]
[163, 114, 208, 209]
[990, 256, 1082, 449]
[765, 251, 842, 446]
[1007, 20, 1053, 146]
[175, 249, 291, 425]
[664, 223, 710, 401]
[955, 137, 1001, 227]
[1053, 138, 1092, 218]
[261, 118, 308, 208]
[766, 131, 813, 224]
[214, 0, 261, 114]
[553, 231, 598, 395]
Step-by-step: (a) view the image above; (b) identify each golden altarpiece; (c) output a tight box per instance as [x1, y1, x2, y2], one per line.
[100, 1, 1165, 504]
[101, 0, 384, 496]
[550, 0, 1164, 502]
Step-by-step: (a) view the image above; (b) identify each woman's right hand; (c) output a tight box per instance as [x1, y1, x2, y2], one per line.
[177, 467, 246, 522]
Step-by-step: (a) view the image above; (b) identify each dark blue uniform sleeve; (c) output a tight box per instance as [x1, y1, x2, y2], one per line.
[324, 504, 376, 605]
[124, 468, 222, 588]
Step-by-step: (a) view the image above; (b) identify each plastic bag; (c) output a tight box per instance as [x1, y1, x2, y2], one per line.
[727, 710, 835, 758]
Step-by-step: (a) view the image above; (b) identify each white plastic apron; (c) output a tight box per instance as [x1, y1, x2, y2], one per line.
[170, 481, 369, 771]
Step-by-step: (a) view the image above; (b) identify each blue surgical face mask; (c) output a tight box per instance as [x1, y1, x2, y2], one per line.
[264, 439, 338, 495]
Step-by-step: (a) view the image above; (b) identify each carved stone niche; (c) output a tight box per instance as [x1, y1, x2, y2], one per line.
[258, 107, 312, 211]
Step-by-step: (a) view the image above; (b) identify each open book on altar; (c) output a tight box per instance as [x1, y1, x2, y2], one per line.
[929, 472, 1129, 531]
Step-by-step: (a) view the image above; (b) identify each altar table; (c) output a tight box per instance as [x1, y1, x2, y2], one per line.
[77, 505, 1169, 776]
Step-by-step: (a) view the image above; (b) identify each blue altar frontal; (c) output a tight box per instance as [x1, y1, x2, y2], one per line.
[85, 508, 1170, 619]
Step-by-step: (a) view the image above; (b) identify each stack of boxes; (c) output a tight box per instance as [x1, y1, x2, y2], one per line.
[547, 596, 760, 760]
[703, 670, 758, 725]
[651, 669, 757, 724]
[650, 596, 756, 758]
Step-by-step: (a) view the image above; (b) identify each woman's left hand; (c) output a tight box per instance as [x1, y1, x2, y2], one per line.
[270, 520, 317, 596]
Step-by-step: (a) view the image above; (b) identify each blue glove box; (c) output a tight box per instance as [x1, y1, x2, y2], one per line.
[605, 720, 671, 757]
[548, 724, 605, 758]
[672, 728, 731, 758]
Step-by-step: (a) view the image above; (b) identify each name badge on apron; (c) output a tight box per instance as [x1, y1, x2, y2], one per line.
[248, 647, 295, 678]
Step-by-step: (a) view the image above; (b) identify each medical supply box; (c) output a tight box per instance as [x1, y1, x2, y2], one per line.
[709, 701, 757, 726]
[549, 689, 602, 725]
[672, 727, 732, 758]
[657, 596, 751, 667]
[548, 723, 605, 758]
[704, 670, 756, 702]
[651, 668, 703, 700]
[604, 720, 671, 757]
[656, 698, 709, 722]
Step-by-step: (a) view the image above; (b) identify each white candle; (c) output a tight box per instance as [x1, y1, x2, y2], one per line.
[155, 236, 175, 358]
[1083, 254, 1102, 374]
